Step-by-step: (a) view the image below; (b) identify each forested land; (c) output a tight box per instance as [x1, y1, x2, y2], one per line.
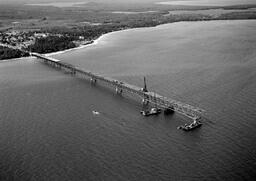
[1, 3, 256, 59]
[0, 46, 28, 60]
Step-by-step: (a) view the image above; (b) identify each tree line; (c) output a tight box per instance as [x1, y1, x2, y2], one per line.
[0, 46, 28, 60]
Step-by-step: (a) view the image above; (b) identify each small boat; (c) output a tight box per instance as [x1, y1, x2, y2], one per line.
[92, 111, 100, 115]
[140, 107, 161, 116]
[178, 119, 202, 131]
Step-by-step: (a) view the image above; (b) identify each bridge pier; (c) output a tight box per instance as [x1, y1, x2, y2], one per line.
[90, 77, 97, 84]
[71, 68, 76, 75]
[53, 62, 58, 68]
[56, 63, 61, 69]
[115, 86, 123, 94]
[142, 94, 149, 105]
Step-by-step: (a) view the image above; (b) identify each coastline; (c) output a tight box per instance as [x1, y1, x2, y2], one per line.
[44, 29, 132, 57]
[1, 19, 256, 60]
[0, 30, 126, 62]
[1, 26, 160, 61]
[45, 19, 256, 57]
[0, 56, 34, 63]
[45, 40, 96, 56]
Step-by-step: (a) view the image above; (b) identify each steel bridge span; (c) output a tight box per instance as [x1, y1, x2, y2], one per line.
[31, 52, 204, 120]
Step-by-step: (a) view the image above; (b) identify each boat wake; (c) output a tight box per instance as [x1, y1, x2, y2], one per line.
[92, 111, 100, 115]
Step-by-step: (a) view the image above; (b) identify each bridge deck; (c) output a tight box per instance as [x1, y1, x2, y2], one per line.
[32, 53, 203, 120]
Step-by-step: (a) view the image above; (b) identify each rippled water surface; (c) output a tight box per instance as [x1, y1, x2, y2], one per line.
[157, 0, 256, 6]
[1, 20, 256, 180]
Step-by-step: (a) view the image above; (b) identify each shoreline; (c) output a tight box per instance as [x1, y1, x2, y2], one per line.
[1, 19, 256, 61]
[45, 40, 96, 56]
[44, 28, 141, 57]
[45, 19, 256, 57]
[0, 56, 34, 63]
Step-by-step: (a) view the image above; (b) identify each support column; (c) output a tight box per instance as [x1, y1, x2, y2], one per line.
[115, 86, 123, 95]
[141, 76, 149, 105]
[71, 68, 76, 75]
[142, 93, 149, 105]
[90, 77, 97, 84]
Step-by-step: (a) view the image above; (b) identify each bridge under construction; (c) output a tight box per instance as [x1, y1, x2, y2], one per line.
[31, 52, 204, 121]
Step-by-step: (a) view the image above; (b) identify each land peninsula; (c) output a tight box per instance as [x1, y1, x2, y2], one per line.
[1, 2, 256, 60]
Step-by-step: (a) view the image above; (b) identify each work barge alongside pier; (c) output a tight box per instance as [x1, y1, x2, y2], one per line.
[32, 52, 204, 120]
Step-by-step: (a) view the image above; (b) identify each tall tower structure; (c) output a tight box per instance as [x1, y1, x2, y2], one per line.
[143, 76, 148, 92]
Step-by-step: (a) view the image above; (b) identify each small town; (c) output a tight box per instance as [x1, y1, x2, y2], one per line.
[0, 30, 49, 49]
[0, 29, 92, 59]
[0, 30, 89, 49]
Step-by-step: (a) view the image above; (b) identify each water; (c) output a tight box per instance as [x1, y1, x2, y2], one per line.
[1, 20, 256, 180]
[157, 0, 256, 6]
[165, 8, 256, 17]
